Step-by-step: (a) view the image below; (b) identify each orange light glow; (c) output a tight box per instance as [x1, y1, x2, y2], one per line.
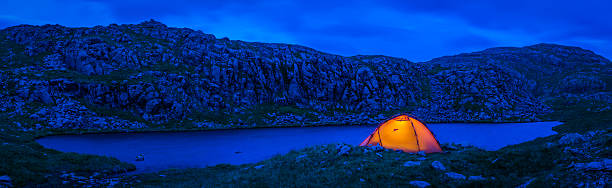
[359, 115, 442, 153]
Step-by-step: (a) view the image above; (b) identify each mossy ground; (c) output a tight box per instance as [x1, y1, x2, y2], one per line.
[0, 125, 135, 187]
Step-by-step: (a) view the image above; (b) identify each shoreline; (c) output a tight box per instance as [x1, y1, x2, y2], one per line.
[31, 119, 564, 139]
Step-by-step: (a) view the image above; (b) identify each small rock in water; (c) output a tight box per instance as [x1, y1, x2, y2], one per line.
[135, 154, 144, 161]
[403, 161, 421, 167]
[409, 180, 431, 187]
[445, 172, 466, 180]
[431, 161, 446, 171]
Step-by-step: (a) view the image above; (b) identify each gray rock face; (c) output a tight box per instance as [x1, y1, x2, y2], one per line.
[0, 20, 610, 130]
[24, 98, 145, 130]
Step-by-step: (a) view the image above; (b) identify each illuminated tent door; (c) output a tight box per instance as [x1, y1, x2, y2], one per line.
[360, 115, 443, 153]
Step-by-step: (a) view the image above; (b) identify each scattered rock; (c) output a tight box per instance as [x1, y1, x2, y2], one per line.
[296, 154, 307, 160]
[254, 165, 264, 169]
[468, 175, 487, 181]
[445, 172, 466, 180]
[572, 158, 612, 171]
[371, 145, 385, 152]
[336, 144, 352, 156]
[491, 158, 499, 164]
[517, 178, 536, 188]
[409, 180, 431, 188]
[431, 161, 446, 171]
[0, 175, 11, 187]
[57, 171, 122, 187]
[558, 133, 586, 145]
[135, 154, 144, 161]
[403, 161, 421, 167]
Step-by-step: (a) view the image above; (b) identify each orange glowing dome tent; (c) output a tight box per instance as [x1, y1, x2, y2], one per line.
[360, 114, 443, 153]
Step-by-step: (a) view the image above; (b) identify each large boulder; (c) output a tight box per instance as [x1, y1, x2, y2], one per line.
[558, 133, 586, 145]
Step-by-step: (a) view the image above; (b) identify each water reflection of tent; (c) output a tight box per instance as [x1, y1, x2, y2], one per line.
[360, 114, 443, 153]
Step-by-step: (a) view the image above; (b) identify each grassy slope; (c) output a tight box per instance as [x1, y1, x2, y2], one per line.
[2, 101, 608, 187]
[0, 125, 135, 187]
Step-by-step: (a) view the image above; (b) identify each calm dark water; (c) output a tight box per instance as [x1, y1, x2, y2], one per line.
[36, 122, 561, 173]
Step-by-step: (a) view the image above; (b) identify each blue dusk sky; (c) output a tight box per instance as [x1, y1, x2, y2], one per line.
[1, 0, 610, 61]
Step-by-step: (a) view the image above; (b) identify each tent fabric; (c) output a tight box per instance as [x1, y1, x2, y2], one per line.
[359, 114, 443, 153]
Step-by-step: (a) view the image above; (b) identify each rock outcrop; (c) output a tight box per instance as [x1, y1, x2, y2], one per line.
[0, 20, 610, 130]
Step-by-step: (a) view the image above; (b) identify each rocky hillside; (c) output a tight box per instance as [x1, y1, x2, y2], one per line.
[0, 20, 610, 130]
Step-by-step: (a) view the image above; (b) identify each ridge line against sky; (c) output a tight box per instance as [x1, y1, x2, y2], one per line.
[1, 0, 610, 62]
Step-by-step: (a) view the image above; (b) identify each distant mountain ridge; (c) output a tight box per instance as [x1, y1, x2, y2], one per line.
[0, 19, 610, 130]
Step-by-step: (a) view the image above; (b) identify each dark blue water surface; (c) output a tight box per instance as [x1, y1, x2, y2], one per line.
[37, 122, 560, 173]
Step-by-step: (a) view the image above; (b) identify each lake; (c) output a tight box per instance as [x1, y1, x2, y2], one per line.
[37, 122, 561, 173]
